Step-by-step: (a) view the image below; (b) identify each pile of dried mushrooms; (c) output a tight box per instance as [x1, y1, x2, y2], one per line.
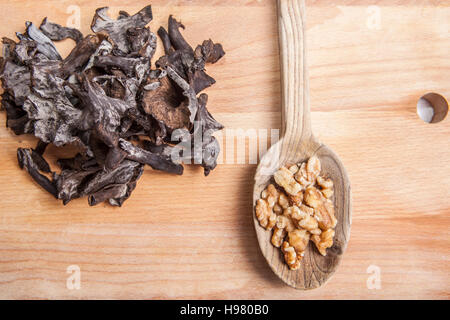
[0, 5, 225, 206]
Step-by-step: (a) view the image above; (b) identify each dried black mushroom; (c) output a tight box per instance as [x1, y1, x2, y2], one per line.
[156, 16, 225, 94]
[0, 5, 225, 207]
[39, 18, 83, 44]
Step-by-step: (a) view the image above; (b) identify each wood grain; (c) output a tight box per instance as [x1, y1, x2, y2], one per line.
[0, 0, 449, 299]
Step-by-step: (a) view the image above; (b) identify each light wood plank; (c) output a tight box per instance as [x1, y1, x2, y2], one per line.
[0, 0, 448, 299]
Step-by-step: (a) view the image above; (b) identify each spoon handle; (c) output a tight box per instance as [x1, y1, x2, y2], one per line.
[278, 0, 312, 143]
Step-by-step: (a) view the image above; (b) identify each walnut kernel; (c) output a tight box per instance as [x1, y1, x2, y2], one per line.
[311, 229, 335, 256]
[288, 164, 299, 174]
[262, 184, 279, 208]
[317, 176, 333, 189]
[294, 163, 314, 189]
[299, 204, 314, 216]
[281, 241, 301, 270]
[314, 199, 337, 230]
[276, 214, 296, 232]
[321, 188, 334, 199]
[288, 229, 310, 254]
[304, 186, 323, 209]
[271, 226, 287, 248]
[317, 176, 334, 199]
[297, 214, 319, 232]
[306, 156, 321, 180]
[274, 167, 302, 196]
[289, 191, 303, 207]
[278, 193, 290, 209]
[285, 206, 307, 221]
[255, 199, 276, 230]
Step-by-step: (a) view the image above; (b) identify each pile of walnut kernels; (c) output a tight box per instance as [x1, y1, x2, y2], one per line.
[255, 156, 337, 270]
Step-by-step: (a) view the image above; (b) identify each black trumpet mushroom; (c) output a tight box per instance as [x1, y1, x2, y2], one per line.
[0, 5, 225, 206]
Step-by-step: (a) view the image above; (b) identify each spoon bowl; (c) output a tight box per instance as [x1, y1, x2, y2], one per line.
[253, 0, 352, 290]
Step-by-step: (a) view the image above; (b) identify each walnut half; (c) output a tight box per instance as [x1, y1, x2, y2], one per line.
[274, 167, 302, 196]
[271, 226, 287, 248]
[281, 241, 301, 270]
[304, 186, 337, 230]
[311, 229, 335, 256]
[261, 184, 279, 208]
[288, 229, 310, 254]
[255, 199, 276, 230]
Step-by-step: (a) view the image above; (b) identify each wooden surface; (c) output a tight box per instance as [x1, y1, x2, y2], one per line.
[253, 0, 351, 290]
[0, 0, 449, 299]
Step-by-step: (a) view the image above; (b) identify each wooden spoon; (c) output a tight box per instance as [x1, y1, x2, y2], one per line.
[253, 0, 352, 290]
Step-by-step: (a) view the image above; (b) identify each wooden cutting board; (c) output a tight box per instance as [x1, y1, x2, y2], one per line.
[0, 0, 448, 299]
